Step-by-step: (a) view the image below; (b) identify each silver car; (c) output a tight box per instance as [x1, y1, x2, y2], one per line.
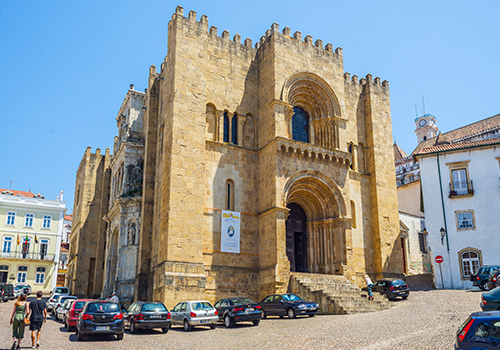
[55, 298, 75, 322]
[170, 300, 218, 331]
[46, 294, 62, 312]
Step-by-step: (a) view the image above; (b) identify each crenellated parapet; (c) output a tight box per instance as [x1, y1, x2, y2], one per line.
[343, 72, 389, 90]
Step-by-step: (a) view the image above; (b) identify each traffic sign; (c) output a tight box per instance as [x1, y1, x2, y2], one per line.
[435, 255, 444, 264]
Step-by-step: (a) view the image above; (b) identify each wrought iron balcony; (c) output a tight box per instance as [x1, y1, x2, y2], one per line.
[449, 180, 474, 198]
[0, 251, 55, 261]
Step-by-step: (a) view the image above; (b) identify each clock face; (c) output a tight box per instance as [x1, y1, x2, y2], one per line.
[419, 119, 427, 127]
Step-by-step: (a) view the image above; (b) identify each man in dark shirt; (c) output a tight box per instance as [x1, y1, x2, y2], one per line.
[29, 291, 47, 348]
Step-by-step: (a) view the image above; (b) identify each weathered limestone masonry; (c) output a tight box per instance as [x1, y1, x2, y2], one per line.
[68, 147, 111, 298]
[135, 6, 403, 308]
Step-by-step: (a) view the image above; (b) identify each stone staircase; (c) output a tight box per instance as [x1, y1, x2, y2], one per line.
[288, 272, 392, 315]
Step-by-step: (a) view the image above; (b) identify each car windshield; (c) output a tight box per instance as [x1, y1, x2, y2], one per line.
[142, 303, 168, 312]
[282, 294, 302, 301]
[230, 298, 255, 305]
[87, 303, 120, 313]
[391, 280, 406, 286]
[55, 287, 68, 293]
[191, 302, 213, 311]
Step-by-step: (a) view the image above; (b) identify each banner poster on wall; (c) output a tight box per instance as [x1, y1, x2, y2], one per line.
[221, 210, 241, 254]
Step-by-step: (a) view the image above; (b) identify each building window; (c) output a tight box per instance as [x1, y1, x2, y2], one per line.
[21, 238, 30, 259]
[447, 161, 473, 197]
[459, 249, 481, 279]
[6, 212, 15, 226]
[2, 237, 12, 254]
[226, 180, 235, 211]
[231, 114, 238, 145]
[223, 112, 229, 143]
[39, 239, 49, 260]
[456, 210, 475, 230]
[35, 267, 46, 284]
[451, 168, 469, 195]
[42, 215, 51, 229]
[0, 265, 8, 283]
[292, 107, 309, 143]
[418, 231, 427, 253]
[25, 214, 34, 227]
[350, 201, 356, 229]
[17, 266, 28, 283]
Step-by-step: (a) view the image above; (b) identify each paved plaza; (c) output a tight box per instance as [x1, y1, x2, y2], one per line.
[0, 289, 482, 349]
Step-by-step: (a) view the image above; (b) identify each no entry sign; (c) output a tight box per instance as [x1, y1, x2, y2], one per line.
[435, 255, 444, 264]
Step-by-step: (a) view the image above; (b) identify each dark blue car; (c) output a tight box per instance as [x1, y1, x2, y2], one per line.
[76, 301, 124, 341]
[455, 311, 500, 349]
[214, 297, 262, 327]
[259, 294, 319, 319]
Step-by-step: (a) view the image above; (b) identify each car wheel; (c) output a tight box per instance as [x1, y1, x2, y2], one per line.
[309, 314, 315, 317]
[402, 296, 408, 300]
[162, 327, 169, 334]
[287, 308, 295, 319]
[77, 330, 84, 341]
[183, 319, 192, 331]
[64, 322, 69, 331]
[481, 281, 490, 291]
[252, 319, 260, 326]
[224, 315, 235, 328]
[210, 324, 217, 329]
[130, 321, 137, 334]
[116, 332, 124, 340]
[261, 310, 267, 319]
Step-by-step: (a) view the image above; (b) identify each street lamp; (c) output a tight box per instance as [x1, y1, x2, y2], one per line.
[440, 227, 446, 245]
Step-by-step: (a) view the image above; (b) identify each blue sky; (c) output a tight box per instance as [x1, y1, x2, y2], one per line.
[1, 1, 499, 213]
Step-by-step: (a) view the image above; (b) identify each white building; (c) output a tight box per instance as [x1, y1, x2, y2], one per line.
[415, 114, 500, 289]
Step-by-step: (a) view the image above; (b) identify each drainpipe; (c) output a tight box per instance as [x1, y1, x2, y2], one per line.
[436, 153, 454, 288]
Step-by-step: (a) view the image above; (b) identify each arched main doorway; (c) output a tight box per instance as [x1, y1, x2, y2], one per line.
[286, 203, 308, 272]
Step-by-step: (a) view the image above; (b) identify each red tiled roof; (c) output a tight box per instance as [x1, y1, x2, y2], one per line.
[411, 113, 500, 155]
[416, 138, 500, 155]
[64, 214, 73, 221]
[0, 188, 35, 198]
[393, 143, 408, 163]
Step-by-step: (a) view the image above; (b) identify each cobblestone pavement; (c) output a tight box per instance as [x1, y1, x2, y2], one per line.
[0, 289, 482, 350]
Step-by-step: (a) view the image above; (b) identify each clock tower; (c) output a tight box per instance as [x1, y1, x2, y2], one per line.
[415, 113, 439, 144]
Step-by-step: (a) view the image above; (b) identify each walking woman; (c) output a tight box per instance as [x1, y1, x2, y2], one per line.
[10, 293, 30, 350]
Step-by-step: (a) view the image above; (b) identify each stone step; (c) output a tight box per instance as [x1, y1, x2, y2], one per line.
[289, 272, 393, 315]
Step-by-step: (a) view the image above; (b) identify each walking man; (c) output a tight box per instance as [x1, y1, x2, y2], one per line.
[29, 291, 47, 349]
[110, 292, 119, 304]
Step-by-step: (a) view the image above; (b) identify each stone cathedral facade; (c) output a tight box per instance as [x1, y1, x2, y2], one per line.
[69, 7, 403, 307]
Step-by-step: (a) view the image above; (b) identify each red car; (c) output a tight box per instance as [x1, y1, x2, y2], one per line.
[65, 299, 94, 331]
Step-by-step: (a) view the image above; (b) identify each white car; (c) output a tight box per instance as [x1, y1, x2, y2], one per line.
[55, 298, 75, 322]
[46, 294, 62, 312]
[50, 286, 69, 297]
[52, 296, 77, 317]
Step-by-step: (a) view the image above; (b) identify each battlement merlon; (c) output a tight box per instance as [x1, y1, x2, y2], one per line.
[167, 7, 343, 57]
[343, 72, 389, 89]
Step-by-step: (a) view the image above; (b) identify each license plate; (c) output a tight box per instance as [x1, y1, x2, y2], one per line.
[245, 308, 254, 312]
[150, 315, 161, 319]
[95, 326, 109, 330]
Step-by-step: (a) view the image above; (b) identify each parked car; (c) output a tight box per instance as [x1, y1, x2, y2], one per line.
[76, 301, 124, 341]
[372, 279, 410, 300]
[52, 295, 77, 316]
[486, 269, 500, 291]
[65, 299, 94, 331]
[455, 311, 500, 349]
[170, 300, 218, 331]
[471, 265, 500, 291]
[46, 294, 62, 312]
[259, 294, 320, 319]
[124, 301, 171, 333]
[481, 286, 500, 311]
[50, 286, 69, 296]
[14, 284, 31, 296]
[55, 298, 77, 321]
[214, 297, 261, 327]
[0, 284, 15, 302]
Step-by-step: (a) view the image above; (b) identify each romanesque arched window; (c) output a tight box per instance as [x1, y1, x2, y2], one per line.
[459, 248, 481, 279]
[231, 114, 238, 145]
[226, 179, 235, 211]
[292, 107, 309, 143]
[223, 112, 229, 143]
